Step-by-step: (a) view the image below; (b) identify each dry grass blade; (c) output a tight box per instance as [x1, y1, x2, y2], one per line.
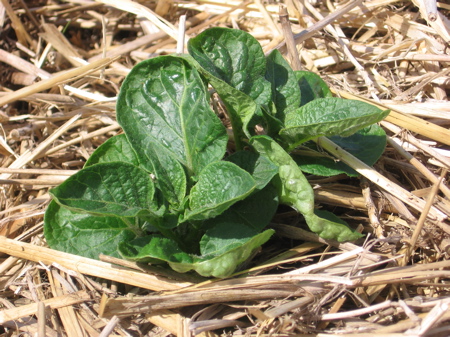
[381, 121, 450, 169]
[98, 315, 120, 337]
[0, 0, 33, 46]
[279, 5, 301, 70]
[404, 172, 445, 262]
[386, 137, 450, 199]
[0, 114, 81, 180]
[94, 0, 178, 40]
[0, 57, 117, 107]
[271, 0, 364, 52]
[0, 48, 49, 79]
[99, 285, 309, 318]
[0, 177, 67, 186]
[40, 23, 85, 67]
[0, 290, 90, 324]
[0, 236, 191, 291]
[315, 136, 446, 222]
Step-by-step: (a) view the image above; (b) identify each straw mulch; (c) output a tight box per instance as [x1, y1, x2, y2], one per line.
[1, 0, 450, 336]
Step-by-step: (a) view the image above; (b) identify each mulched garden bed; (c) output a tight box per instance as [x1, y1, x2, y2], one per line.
[1, 0, 450, 335]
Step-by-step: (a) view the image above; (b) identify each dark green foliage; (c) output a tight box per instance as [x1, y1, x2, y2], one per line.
[44, 27, 388, 278]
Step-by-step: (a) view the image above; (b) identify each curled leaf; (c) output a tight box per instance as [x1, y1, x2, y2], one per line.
[119, 228, 274, 278]
[251, 135, 361, 242]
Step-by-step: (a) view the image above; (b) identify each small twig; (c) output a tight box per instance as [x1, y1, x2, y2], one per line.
[270, 0, 363, 53]
[176, 15, 187, 54]
[99, 284, 318, 318]
[404, 171, 445, 264]
[407, 300, 449, 335]
[37, 301, 46, 337]
[387, 136, 450, 199]
[279, 5, 302, 71]
[255, 0, 281, 36]
[101, 15, 107, 62]
[360, 177, 384, 238]
[285, 247, 365, 275]
[99, 316, 120, 337]
[319, 300, 394, 321]
[420, 0, 438, 22]
[317, 295, 347, 330]
[264, 296, 314, 318]
[398, 299, 421, 323]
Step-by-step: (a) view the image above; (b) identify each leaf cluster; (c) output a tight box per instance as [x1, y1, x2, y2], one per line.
[44, 28, 389, 278]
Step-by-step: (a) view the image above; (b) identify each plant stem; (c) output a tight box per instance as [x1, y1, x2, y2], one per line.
[225, 107, 244, 151]
[122, 217, 144, 237]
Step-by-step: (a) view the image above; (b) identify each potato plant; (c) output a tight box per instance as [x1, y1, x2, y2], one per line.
[44, 28, 389, 278]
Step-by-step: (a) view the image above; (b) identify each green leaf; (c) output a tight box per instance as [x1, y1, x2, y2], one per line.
[294, 124, 387, 177]
[200, 222, 261, 257]
[193, 228, 274, 278]
[197, 68, 260, 143]
[260, 104, 285, 138]
[187, 28, 272, 143]
[184, 161, 257, 221]
[179, 56, 259, 148]
[226, 151, 278, 191]
[295, 70, 332, 106]
[304, 210, 362, 242]
[265, 49, 301, 120]
[119, 235, 192, 265]
[50, 162, 158, 218]
[280, 97, 390, 146]
[119, 229, 274, 278]
[251, 136, 314, 215]
[188, 27, 271, 105]
[250, 135, 361, 242]
[203, 184, 279, 232]
[135, 145, 187, 208]
[84, 134, 140, 167]
[44, 200, 136, 259]
[117, 55, 228, 206]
